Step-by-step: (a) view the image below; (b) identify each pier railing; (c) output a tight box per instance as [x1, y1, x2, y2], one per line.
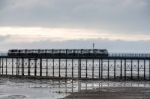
[109, 53, 150, 58]
[2, 52, 150, 59]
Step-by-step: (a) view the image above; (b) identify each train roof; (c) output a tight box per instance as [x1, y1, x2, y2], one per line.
[8, 49, 108, 53]
[8, 49, 108, 51]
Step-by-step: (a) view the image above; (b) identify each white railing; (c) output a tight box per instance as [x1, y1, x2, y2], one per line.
[109, 53, 150, 58]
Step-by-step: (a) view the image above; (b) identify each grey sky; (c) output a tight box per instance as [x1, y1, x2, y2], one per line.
[0, 0, 150, 52]
[0, 0, 149, 33]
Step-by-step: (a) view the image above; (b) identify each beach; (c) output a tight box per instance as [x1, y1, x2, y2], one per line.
[64, 87, 150, 99]
[0, 77, 150, 99]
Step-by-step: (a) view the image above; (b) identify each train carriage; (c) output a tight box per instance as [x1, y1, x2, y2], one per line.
[8, 49, 109, 57]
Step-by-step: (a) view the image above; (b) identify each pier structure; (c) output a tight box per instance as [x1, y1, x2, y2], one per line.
[0, 49, 150, 80]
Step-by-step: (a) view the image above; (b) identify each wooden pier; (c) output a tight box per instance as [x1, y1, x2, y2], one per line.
[0, 49, 150, 80]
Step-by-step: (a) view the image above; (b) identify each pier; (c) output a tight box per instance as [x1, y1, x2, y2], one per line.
[0, 49, 150, 80]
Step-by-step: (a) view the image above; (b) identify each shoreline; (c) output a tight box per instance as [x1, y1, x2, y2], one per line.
[64, 87, 150, 99]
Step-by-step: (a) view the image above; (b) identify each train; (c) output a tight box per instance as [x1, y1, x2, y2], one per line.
[8, 49, 109, 57]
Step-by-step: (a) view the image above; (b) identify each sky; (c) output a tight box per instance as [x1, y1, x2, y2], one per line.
[0, 0, 150, 53]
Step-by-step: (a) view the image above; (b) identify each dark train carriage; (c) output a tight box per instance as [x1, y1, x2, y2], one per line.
[81, 49, 108, 57]
[8, 49, 109, 58]
[8, 49, 19, 56]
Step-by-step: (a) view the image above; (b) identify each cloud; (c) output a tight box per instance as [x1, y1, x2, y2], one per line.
[0, 0, 150, 34]
[0, 27, 149, 53]
[0, 0, 6, 10]
[1, 27, 150, 43]
[0, 0, 150, 52]
[1, 38, 150, 53]
[0, 35, 10, 42]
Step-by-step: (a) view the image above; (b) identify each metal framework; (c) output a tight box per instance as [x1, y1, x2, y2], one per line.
[0, 49, 149, 80]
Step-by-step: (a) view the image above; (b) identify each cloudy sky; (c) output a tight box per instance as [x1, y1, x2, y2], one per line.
[0, 0, 150, 52]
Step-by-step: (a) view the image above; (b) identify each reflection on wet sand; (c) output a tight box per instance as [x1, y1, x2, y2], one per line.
[62, 80, 150, 99]
[0, 77, 150, 99]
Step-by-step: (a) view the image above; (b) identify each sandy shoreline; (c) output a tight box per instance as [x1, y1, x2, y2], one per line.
[64, 87, 150, 99]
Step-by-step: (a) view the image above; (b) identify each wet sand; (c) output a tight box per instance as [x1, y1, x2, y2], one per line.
[64, 87, 150, 99]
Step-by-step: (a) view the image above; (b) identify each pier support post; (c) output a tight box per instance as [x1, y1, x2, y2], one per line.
[28, 59, 31, 76]
[149, 60, 150, 80]
[99, 59, 100, 79]
[72, 59, 74, 78]
[92, 59, 94, 79]
[120, 59, 122, 79]
[46, 58, 48, 77]
[16, 58, 18, 75]
[59, 58, 61, 77]
[101, 59, 103, 79]
[114, 59, 116, 79]
[22, 58, 24, 76]
[6, 58, 7, 75]
[34, 59, 37, 76]
[16, 58, 20, 76]
[86, 59, 87, 79]
[0, 58, 2, 75]
[0, 58, 1, 75]
[52, 58, 54, 77]
[124, 59, 126, 80]
[2, 58, 3, 75]
[78, 59, 81, 79]
[12, 58, 14, 75]
[108, 59, 109, 80]
[144, 60, 146, 80]
[65, 58, 67, 78]
[40, 58, 42, 77]
[15, 58, 17, 75]
[131, 59, 133, 80]
[138, 60, 140, 80]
